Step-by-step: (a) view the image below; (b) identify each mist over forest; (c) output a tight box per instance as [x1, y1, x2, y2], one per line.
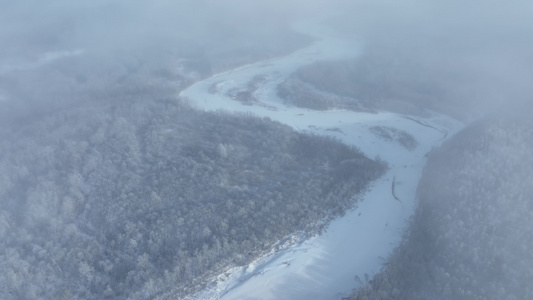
[1, 0, 532, 299]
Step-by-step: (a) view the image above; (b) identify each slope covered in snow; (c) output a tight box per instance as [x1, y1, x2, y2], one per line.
[180, 18, 463, 300]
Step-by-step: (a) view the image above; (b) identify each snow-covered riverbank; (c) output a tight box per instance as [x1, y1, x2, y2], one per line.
[180, 18, 463, 300]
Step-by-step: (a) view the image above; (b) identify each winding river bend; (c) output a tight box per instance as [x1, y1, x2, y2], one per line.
[181, 18, 463, 300]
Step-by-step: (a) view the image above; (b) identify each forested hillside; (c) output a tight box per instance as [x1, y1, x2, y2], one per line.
[0, 98, 385, 299]
[349, 107, 533, 300]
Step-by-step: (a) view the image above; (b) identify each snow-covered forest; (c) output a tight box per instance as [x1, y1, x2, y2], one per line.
[1, 1, 532, 300]
[350, 109, 533, 300]
[0, 98, 384, 299]
[0, 1, 383, 299]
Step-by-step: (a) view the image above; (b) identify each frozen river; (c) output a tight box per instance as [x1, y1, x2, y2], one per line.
[181, 18, 463, 300]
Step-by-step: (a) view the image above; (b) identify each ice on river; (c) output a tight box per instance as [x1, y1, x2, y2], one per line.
[180, 18, 463, 300]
